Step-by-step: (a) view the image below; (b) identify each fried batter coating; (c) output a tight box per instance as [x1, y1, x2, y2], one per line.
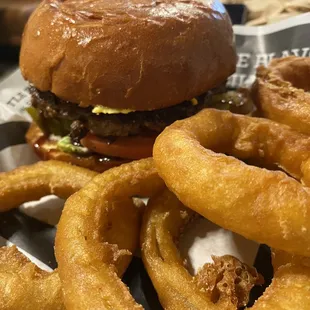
[251, 264, 310, 309]
[141, 187, 261, 310]
[0, 246, 64, 310]
[272, 248, 310, 272]
[154, 108, 310, 257]
[258, 249, 310, 309]
[0, 161, 97, 309]
[253, 57, 310, 135]
[0, 160, 144, 309]
[0, 198, 143, 309]
[0, 160, 97, 212]
[55, 158, 165, 309]
[194, 255, 263, 308]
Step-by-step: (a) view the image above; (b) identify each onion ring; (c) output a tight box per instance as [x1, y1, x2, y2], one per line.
[0, 160, 143, 309]
[0, 246, 64, 310]
[55, 158, 165, 309]
[153, 108, 310, 256]
[251, 263, 310, 309]
[272, 248, 310, 272]
[253, 56, 310, 135]
[141, 187, 261, 309]
[0, 160, 97, 212]
[250, 249, 310, 309]
[0, 161, 96, 309]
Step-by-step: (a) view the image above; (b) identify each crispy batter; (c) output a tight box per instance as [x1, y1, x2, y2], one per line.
[0, 246, 64, 310]
[222, 1, 310, 26]
[0, 160, 144, 309]
[252, 247, 310, 309]
[55, 158, 165, 309]
[272, 249, 310, 272]
[0, 161, 97, 309]
[251, 264, 310, 309]
[154, 108, 310, 257]
[194, 255, 263, 308]
[0, 160, 97, 212]
[141, 188, 226, 310]
[153, 107, 310, 309]
[0, 199, 143, 309]
[253, 56, 310, 135]
[141, 188, 261, 310]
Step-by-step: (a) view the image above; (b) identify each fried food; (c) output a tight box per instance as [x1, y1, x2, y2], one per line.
[153, 108, 310, 308]
[251, 264, 310, 309]
[0, 160, 144, 309]
[253, 248, 310, 309]
[141, 188, 261, 310]
[0, 200, 143, 310]
[272, 248, 310, 272]
[253, 57, 310, 135]
[222, 0, 310, 25]
[0, 158, 258, 309]
[194, 255, 263, 308]
[55, 158, 165, 309]
[153, 108, 310, 257]
[0, 160, 97, 212]
[0, 161, 97, 309]
[0, 246, 64, 310]
[252, 247, 310, 310]
[3, 153, 310, 309]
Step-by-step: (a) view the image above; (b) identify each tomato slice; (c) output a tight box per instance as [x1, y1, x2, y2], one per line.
[80, 133, 157, 160]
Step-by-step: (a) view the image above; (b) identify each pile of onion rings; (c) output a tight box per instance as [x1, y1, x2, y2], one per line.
[0, 158, 261, 309]
[55, 158, 165, 309]
[0, 160, 145, 309]
[54, 158, 263, 309]
[253, 56, 310, 135]
[153, 108, 310, 309]
[154, 108, 310, 256]
[0, 246, 64, 310]
[2, 57, 310, 308]
[141, 187, 262, 309]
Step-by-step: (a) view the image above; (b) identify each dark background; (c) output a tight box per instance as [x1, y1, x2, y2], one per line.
[0, 46, 19, 80]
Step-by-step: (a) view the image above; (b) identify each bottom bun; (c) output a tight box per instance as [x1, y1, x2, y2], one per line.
[26, 123, 128, 172]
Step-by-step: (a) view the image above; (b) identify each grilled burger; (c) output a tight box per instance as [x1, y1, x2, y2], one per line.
[20, 0, 236, 172]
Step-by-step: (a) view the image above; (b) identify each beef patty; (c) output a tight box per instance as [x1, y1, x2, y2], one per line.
[29, 86, 221, 141]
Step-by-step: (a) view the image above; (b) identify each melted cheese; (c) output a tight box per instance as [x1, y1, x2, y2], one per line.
[92, 105, 135, 115]
[191, 98, 198, 106]
[92, 99, 198, 115]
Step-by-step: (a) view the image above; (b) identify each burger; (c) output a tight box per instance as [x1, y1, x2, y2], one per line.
[20, 0, 237, 172]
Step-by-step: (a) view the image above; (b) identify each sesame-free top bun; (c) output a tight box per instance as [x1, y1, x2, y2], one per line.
[20, 0, 236, 111]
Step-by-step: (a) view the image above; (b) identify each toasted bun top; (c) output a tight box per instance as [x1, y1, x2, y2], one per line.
[20, 0, 236, 110]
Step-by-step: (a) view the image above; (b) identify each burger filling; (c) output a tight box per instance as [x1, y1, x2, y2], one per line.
[27, 86, 253, 160]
